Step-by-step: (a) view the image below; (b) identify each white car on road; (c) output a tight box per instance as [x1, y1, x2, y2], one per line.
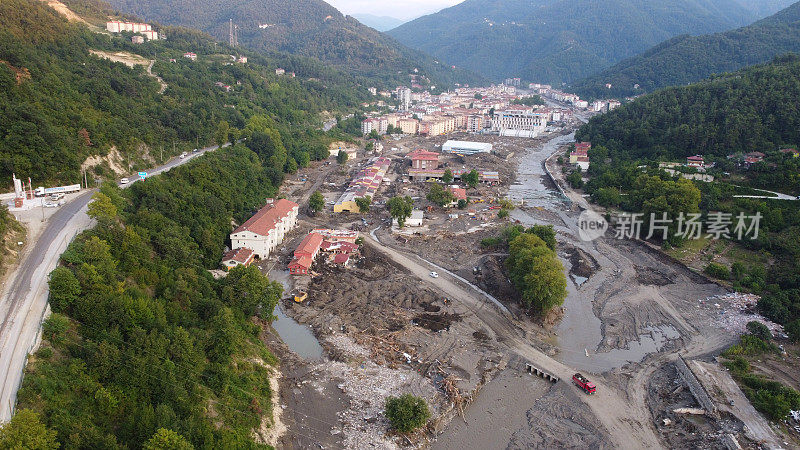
[120, 177, 129, 185]
[429, 272, 439, 278]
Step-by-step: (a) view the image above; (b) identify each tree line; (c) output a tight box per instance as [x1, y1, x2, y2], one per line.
[14, 145, 284, 448]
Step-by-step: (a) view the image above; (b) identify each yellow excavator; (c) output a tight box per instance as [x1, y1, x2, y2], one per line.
[293, 291, 308, 303]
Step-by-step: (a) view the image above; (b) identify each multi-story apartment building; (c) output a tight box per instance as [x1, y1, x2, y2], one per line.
[230, 199, 299, 259]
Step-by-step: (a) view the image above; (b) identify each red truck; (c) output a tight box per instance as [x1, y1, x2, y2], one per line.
[572, 373, 596, 395]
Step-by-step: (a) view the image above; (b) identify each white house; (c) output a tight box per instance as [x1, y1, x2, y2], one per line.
[394, 210, 424, 227]
[230, 199, 299, 259]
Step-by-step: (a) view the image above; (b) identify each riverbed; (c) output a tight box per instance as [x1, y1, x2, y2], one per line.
[510, 131, 686, 373]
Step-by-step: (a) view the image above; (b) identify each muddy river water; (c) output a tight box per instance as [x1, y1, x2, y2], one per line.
[511, 132, 680, 373]
[269, 269, 324, 360]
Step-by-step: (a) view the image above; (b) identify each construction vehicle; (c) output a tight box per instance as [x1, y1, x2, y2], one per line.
[293, 291, 307, 303]
[572, 373, 596, 395]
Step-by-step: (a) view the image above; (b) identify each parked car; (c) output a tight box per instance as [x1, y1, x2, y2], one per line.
[120, 177, 129, 185]
[429, 272, 439, 278]
[192, 148, 198, 153]
[180, 152, 188, 159]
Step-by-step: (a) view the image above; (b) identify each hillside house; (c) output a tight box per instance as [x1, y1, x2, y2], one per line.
[686, 155, 705, 168]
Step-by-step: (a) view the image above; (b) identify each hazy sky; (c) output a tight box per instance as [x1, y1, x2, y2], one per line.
[326, 0, 463, 21]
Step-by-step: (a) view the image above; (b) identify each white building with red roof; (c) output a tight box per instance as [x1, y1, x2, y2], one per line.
[230, 199, 299, 259]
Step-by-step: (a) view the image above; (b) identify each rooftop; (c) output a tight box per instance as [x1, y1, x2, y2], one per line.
[233, 199, 298, 236]
[222, 247, 253, 264]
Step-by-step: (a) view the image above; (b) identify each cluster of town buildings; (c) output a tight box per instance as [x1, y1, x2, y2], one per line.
[333, 157, 391, 213]
[361, 85, 571, 139]
[288, 229, 360, 275]
[221, 198, 360, 275]
[406, 148, 499, 183]
[527, 83, 620, 112]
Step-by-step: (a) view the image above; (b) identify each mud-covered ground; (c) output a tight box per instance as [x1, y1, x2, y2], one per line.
[646, 363, 746, 449]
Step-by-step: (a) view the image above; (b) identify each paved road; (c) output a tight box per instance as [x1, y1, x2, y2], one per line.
[0, 142, 228, 422]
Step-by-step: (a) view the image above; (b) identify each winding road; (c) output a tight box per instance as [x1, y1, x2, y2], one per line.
[0, 143, 229, 422]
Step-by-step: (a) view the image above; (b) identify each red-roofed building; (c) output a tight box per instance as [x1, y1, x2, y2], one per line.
[230, 199, 299, 259]
[686, 155, 705, 168]
[780, 148, 799, 157]
[407, 149, 440, 170]
[289, 232, 324, 275]
[289, 255, 313, 275]
[221, 248, 254, 271]
[333, 253, 351, 266]
[294, 233, 323, 260]
[447, 186, 467, 206]
[745, 152, 765, 165]
[575, 142, 591, 153]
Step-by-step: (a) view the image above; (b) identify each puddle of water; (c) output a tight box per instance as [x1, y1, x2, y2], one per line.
[571, 274, 588, 287]
[272, 303, 324, 360]
[268, 269, 324, 360]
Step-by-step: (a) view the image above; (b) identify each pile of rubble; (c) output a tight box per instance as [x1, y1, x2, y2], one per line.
[314, 358, 440, 449]
[699, 293, 784, 335]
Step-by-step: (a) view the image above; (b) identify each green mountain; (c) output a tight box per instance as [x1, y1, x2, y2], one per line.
[386, 0, 796, 84]
[573, 1, 800, 98]
[576, 54, 800, 162]
[0, 0, 368, 186]
[104, 0, 483, 88]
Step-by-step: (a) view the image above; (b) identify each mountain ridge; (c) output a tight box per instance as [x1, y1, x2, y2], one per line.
[105, 0, 484, 88]
[387, 0, 796, 84]
[572, 0, 800, 98]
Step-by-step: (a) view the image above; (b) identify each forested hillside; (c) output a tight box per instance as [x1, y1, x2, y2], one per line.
[573, 1, 800, 98]
[576, 56, 800, 341]
[17, 145, 284, 447]
[104, 0, 483, 88]
[387, 0, 794, 84]
[0, 0, 367, 187]
[576, 56, 800, 161]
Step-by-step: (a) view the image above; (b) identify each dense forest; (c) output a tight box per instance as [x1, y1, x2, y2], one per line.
[576, 57, 800, 341]
[104, 0, 484, 89]
[16, 145, 284, 447]
[0, 0, 366, 187]
[573, 1, 800, 99]
[387, 0, 794, 84]
[576, 56, 800, 161]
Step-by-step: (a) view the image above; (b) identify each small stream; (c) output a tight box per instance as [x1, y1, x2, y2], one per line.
[269, 269, 324, 360]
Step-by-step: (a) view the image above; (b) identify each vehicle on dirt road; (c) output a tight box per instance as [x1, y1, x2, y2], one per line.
[572, 373, 596, 395]
[429, 272, 439, 278]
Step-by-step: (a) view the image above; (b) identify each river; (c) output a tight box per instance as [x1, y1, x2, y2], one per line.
[269, 269, 324, 360]
[510, 131, 680, 373]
